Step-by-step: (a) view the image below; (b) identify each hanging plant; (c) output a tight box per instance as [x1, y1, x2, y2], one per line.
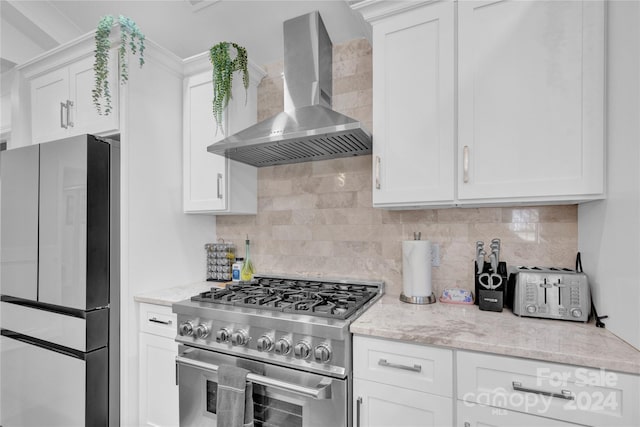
[209, 41, 249, 134]
[92, 15, 146, 115]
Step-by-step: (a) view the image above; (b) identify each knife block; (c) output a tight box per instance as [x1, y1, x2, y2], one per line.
[474, 261, 508, 308]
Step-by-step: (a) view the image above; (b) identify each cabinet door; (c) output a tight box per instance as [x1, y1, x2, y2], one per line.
[183, 72, 229, 212]
[30, 68, 70, 144]
[457, 401, 582, 427]
[354, 378, 453, 427]
[458, 0, 605, 202]
[372, 1, 455, 207]
[139, 332, 179, 427]
[183, 72, 257, 214]
[68, 54, 119, 137]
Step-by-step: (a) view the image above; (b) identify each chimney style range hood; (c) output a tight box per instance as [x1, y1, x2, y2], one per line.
[207, 11, 372, 168]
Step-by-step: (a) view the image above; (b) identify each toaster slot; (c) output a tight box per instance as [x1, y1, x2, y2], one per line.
[555, 279, 566, 306]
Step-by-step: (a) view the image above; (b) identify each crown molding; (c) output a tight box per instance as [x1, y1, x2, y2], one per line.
[182, 51, 266, 86]
[352, 0, 442, 23]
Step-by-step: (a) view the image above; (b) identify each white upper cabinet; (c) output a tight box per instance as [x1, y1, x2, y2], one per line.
[457, 0, 605, 203]
[355, 0, 605, 208]
[371, 1, 455, 207]
[30, 52, 119, 144]
[182, 55, 264, 215]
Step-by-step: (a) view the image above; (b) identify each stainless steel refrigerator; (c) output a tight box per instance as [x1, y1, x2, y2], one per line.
[0, 134, 120, 426]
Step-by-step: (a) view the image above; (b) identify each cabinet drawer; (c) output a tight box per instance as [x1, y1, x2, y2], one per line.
[353, 335, 453, 397]
[139, 303, 177, 338]
[457, 351, 640, 426]
[457, 400, 582, 427]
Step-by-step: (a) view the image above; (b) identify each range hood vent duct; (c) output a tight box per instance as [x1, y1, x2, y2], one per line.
[207, 11, 372, 167]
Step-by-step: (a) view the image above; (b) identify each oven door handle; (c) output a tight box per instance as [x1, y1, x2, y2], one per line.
[175, 355, 333, 400]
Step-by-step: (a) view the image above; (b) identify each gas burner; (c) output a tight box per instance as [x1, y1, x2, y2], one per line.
[191, 276, 379, 320]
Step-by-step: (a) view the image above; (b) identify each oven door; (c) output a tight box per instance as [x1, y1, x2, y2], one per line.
[176, 346, 347, 427]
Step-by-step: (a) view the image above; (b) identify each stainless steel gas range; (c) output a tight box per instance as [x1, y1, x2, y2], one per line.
[173, 275, 384, 426]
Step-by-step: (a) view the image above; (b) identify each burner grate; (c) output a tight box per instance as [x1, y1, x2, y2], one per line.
[191, 277, 378, 320]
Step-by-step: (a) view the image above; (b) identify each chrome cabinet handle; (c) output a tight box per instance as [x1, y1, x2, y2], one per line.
[464, 423, 471, 427]
[66, 100, 74, 127]
[378, 358, 422, 373]
[463, 145, 470, 183]
[148, 317, 172, 325]
[512, 381, 574, 400]
[176, 355, 332, 399]
[356, 396, 362, 427]
[60, 102, 68, 129]
[375, 156, 381, 189]
[216, 173, 223, 199]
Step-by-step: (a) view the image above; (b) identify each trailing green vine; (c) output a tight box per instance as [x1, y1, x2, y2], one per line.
[209, 42, 249, 134]
[92, 15, 145, 115]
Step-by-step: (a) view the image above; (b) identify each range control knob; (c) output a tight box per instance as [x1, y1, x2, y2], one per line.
[256, 336, 274, 352]
[314, 344, 332, 364]
[274, 338, 291, 355]
[215, 328, 231, 343]
[526, 305, 537, 314]
[179, 321, 195, 336]
[194, 324, 210, 339]
[231, 330, 250, 346]
[293, 342, 311, 360]
[571, 308, 583, 318]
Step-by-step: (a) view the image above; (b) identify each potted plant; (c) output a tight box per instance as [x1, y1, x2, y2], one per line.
[209, 41, 249, 134]
[92, 15, 146, 115]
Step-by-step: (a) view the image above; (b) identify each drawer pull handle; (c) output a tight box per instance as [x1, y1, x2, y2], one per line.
[378, 358, 421, 373]
[356, 396, 362, 427]
[512, 381, 574, 400]
[149, 317, 172, 326]
[60, 102, 68, 129]
[66, 100, 74, 127]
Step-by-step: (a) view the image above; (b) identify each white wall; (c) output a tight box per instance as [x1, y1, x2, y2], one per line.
[0, 70, 13, 135]
[118, 43, 217, 425]
[578, 0, 640, 349]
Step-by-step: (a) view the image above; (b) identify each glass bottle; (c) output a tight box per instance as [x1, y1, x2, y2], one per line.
[240, 235, 255, 281]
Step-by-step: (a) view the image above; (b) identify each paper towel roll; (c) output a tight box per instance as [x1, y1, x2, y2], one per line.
[402, 240, 432, 297]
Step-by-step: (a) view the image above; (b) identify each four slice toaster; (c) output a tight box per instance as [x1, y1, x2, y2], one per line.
[509, 267, 590, 322]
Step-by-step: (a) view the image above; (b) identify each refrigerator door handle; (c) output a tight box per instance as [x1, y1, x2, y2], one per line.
[0, 329, 86, 360]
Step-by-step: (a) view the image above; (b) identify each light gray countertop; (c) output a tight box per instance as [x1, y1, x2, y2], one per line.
[134, 281, 226, 307]
[350, 295, 640, 375]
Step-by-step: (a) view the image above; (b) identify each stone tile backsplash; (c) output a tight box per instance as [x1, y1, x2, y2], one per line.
[216, 39, 578, 297]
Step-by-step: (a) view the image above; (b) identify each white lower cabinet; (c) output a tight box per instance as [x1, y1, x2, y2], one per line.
[353, 336, 640, 427]
[355, 378, 453, 427]
[457, 401, 582, 427]
[353, 335, 454, 426]
[457, 350, 640, 427]
[138, 303, 179, 427]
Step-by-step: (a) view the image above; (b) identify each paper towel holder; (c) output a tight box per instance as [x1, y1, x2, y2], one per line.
[400, 293, 437, 304]
[400, 232, 437, 304]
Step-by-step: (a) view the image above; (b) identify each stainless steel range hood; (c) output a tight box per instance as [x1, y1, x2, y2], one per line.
[207, 11, 372, 168]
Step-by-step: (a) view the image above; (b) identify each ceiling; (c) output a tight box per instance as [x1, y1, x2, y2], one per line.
[0, 0, 370, 73]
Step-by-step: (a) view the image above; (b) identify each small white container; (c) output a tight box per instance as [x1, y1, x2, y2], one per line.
[232, 259, 244, 282]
